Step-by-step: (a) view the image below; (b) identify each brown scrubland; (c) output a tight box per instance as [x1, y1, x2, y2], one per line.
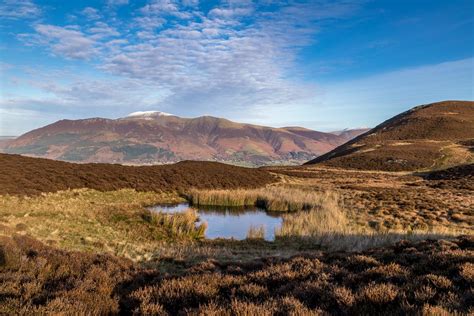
[1, 234, 472, 314]
[0, 153, 275, 195]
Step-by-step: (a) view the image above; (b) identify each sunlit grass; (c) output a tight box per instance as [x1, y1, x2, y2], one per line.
[189, 187, 337, 212]
[0, 189, 202, 260]
[145, 208, 207, 240]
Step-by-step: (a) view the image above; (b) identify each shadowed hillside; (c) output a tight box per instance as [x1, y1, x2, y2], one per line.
[0, 153, 275, 195]
[305, 101, 474, 171]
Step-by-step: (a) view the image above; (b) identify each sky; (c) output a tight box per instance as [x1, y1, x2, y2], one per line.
[0, 0, 473, 135]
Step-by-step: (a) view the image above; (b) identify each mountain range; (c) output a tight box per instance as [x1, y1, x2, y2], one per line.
[2, 112, 368, 166]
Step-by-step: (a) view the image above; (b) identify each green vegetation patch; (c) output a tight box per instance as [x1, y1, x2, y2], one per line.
[111, 144, 175, 160]
[60, 147, 99, 161]
[5, 144, 50, 155]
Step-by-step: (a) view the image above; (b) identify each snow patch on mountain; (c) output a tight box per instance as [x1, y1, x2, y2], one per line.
[127, 111, 174, 118]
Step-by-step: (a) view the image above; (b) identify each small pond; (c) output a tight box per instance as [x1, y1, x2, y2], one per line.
[148, 203, 283, 241]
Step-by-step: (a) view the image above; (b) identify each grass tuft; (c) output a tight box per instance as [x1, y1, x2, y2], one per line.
[148, 209, 207, 240]
[246, 225, 265, 240]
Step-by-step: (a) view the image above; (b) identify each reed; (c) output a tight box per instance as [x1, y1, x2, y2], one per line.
[246, 225, 265, 240]
[188, 187, 336, 212]
[276, 193, 347, 236]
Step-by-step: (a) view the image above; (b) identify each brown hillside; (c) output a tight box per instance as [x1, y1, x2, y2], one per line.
[0, 153, 275, 196]
[3, 113, 367, 166]
[305, 101, 474, 171]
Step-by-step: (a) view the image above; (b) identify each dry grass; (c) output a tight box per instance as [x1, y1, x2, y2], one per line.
[266, 165, 474, 232]
[0, 189, 206, 260]
[0, 159, 472, 314]
[0, 153, 275, 196]
[189, 187, 335, 212]
[276, 192, 347, 236]
[146, 209, 207, 240]
[246, 225, 265, 240]
[188, 186, 467, 252]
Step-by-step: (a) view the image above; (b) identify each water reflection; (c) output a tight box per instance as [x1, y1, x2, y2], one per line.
[148, 203, 283, 241]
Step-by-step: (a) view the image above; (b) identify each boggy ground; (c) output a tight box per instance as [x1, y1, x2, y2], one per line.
[1, 234, 472, 315]
[265, 165, 473, 232]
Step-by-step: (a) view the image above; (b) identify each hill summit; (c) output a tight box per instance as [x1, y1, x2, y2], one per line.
[305, 101, 474, 171]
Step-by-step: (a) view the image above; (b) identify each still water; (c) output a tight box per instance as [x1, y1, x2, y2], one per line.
[148, 203, 283, 241]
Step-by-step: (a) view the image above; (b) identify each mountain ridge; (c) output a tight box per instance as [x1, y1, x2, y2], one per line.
[4, 113, 368, 166]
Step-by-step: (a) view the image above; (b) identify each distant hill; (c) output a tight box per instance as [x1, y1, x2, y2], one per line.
[305, 101, 474, 171]
[3, 113, 367, 166]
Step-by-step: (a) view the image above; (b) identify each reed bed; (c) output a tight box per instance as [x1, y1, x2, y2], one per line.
[188, 187, 337, 212]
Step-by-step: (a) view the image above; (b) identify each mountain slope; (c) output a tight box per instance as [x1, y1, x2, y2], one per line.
[305, 101, 474, 171]
[3, 113, 367, 166]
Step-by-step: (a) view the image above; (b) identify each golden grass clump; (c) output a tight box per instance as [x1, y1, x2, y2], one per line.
[276, 192, 347, 237]
[459, 262, 474, 282]
[246, 225, 265, 240]
[147, 209, 207, 240]
[360, 282, 399, 304]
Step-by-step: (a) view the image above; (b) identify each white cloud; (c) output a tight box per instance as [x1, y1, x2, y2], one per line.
[134, 16, 167, 30]
[81, 7, 101, 20]
[139, 0, 196, 19]
[140, 0, 179, 15]
[0, 0, 40, 19]
[208, 7, 253, 18]
[88, 22, 120, 39]
[33, 24, 99, 59]
[182, 0, 199, 7]
[0, 66, 169, 135]
[107, 0, 129, 6]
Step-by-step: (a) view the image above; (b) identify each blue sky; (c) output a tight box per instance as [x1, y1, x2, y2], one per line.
[0, 0, 473, 135]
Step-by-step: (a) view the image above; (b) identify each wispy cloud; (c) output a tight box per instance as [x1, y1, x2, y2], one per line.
[107, 0, 129, 6]
[32, 24, 100, 60]
[0, 0, 40, 19]
[81, 7, 101, 20]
